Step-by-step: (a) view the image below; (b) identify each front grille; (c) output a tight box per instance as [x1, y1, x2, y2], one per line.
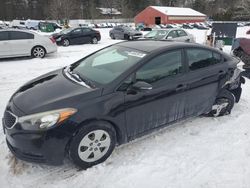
[4, 111, 17, 129]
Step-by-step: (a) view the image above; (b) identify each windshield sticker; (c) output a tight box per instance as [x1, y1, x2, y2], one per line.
[125, 51, 146, 58]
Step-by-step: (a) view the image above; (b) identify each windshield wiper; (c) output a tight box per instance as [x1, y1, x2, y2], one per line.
[64, 66, 93, 89]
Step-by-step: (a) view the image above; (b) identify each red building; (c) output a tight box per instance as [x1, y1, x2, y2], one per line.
[135, 6, 206, 26]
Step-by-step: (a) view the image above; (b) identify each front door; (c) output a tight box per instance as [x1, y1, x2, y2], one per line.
[123, 49, 188, 139]
[70, 28, 84, 44]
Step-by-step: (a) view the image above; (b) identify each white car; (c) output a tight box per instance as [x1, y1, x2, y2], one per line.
[0, 29, 57, 59]
[144, 28, 196, 43]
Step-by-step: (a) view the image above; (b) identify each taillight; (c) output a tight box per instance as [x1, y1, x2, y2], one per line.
[50, 37, 56, 43]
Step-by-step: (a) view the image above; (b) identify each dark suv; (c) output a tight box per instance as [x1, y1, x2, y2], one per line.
[3, 41, 244, 169]
[52, 27, 101, 46]
[109, 25, 143, 40]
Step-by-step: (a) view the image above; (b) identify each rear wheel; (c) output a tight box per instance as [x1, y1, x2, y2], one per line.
[208, 90, 235, 117]
[91, 37, 98, 44]
[32, 46, 46, 58]
[124, 34, 129, 40]
[69, 122, 116, 169]
[110, 33, 115, 39]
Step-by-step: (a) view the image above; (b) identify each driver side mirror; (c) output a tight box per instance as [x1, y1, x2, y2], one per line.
[131, 81, 153, 91]
[167, 36, 173, 39]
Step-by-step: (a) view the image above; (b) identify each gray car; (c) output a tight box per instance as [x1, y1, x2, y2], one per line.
[144, 28, 195, 42]
[109, 26, 143, 40]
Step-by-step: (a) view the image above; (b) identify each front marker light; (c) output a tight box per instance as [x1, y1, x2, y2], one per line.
[18, 108, 77, 131]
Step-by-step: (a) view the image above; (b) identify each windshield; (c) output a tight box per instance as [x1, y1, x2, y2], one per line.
[61, 28, 74, 34]
[72, 46, 147, 85]
[144, 30, 169, 39]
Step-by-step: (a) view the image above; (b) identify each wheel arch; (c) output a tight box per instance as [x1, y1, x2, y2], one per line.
[65, 118, 125, 155]
[31, 45, 47, 55]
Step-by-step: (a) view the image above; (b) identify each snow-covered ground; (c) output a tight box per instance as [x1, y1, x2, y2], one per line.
[0, 27, 250, 188]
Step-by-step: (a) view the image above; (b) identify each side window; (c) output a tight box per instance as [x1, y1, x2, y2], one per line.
[136, 50, 183, 84]
[187, 48, 221, 71]
[9, 31, 34, 40]
[177, 30, 187, 37]
[167, 31, 178, 38]
[72, 28, 82, 34]
[0, 31, 9, 41]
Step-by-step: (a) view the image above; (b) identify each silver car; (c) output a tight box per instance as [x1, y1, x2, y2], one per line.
[144, 28, 195, 42]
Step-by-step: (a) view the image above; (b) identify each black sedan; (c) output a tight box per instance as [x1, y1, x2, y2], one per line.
[52, 27, 101, 46]
[3, 41, 244, 169]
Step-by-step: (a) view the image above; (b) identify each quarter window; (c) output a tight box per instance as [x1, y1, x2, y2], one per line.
[136, 50, 183, 84]
[167, 31, 178, 38]
[0, 31, 9, 41]
[82, 28, 91, 32]
[177, 30, 187, 37]
[187, 49, 222, 71]
[9, 31, 34, 40]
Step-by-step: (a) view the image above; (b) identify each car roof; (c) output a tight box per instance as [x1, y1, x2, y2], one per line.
[0, 29, 36, 34]
[116, 40, 202, 53]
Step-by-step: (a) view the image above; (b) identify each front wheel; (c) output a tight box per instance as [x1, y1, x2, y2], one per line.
[62, 39, 70, 47]
[32, 46, 46, 58]
[208, 90, 235, 117]
[69, 122, 116, 169]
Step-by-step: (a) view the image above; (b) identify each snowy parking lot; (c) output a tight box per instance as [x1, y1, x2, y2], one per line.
[1, 27, 250, 188]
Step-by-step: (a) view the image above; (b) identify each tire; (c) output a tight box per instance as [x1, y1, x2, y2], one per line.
[69, 122, 116, 169]
[110, 33, 115, 39]
[32, 46, 46, 58]
[62, 39, 70, 47]
[91, 37, 98, 44]
[124, 34, 129, 40]
[208, 90, 235, 117]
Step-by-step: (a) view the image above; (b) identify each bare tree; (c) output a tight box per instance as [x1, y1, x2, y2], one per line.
[49, 0, 77, 20]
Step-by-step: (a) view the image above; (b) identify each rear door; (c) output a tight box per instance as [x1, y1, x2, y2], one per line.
[114, 28, 124, 39]
[165, 30, 179, 41]
[81, 28, 93, 43]
[184, 48, 226, 116]
[0, 31, 11, 57]
[176, 29, 191, 42]
[9, 31, 34, 56]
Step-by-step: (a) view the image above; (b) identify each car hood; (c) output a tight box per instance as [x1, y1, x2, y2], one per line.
[11, 69, 102, 115]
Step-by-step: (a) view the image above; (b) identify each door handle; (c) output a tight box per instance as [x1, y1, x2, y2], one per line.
[176, 84, 187, 91]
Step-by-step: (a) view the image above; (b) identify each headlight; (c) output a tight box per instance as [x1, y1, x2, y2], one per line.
[18, 108, 77, 131]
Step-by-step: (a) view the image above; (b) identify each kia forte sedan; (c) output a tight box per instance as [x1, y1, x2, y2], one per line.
[3, 41, 244, 169]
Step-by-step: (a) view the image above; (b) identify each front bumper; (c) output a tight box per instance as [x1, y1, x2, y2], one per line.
[2, 106, 72, 165]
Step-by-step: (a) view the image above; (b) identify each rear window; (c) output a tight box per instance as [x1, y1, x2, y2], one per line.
[0, 31, 9, 41]
[9, 31, 34, 40]
[187, 48, 222, 71]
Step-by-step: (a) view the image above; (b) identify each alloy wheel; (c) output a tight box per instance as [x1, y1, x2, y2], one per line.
[77, 130, 111, 162]
[33, 47, 45, 58]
